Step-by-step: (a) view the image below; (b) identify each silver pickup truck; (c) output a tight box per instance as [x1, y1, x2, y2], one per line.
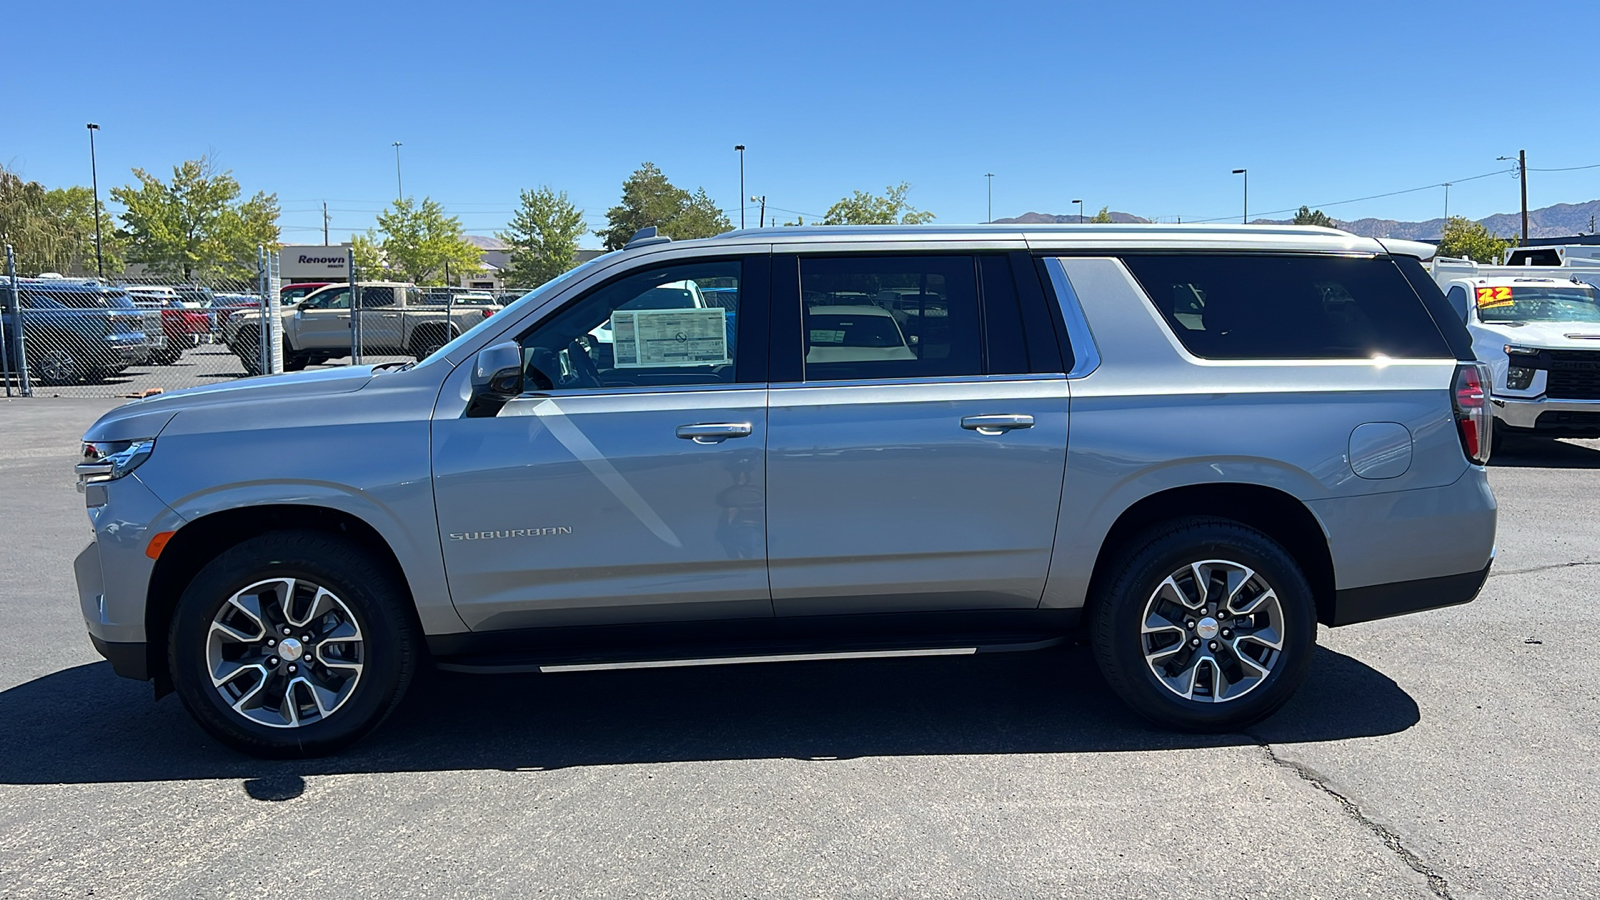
[73, 224, 1496, 758]
[225, 282, 499, 372]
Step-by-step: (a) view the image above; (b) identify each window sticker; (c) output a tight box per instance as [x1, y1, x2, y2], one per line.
[1476, 286, 1514, 309]
[611, 308, 731, 368]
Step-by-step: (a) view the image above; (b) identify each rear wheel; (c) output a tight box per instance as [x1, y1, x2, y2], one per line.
[168, 531, 419, 758]
[31, 342, 83, 386]
[1090, 517, 1315, 732]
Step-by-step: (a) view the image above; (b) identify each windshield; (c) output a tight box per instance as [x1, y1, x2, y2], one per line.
[415, 254, 613, 365]
[1476, 284, 1600, 323]
[808, 314, 905, 348]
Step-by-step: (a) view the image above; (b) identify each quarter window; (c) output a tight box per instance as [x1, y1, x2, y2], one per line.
[1122, 254, 1453, 360]
[518, 260, 741, 391]
[798, 256, 982, 381]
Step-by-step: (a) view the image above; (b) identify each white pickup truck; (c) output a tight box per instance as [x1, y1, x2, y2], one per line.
[226, 282, 500, 372]
[1433, 258, 1600, 444]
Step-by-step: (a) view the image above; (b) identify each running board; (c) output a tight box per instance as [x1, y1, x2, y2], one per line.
[434, 636, 1063, 675]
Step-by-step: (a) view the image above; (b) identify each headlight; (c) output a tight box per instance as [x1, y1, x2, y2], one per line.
[1506, 366, 1535, 391]
[76, 439, 154, 491]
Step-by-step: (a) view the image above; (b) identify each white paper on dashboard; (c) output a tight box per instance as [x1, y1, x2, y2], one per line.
[611, 308, 730, 368]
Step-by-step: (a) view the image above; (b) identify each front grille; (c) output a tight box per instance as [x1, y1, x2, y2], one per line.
[1546, 350, 1600, 400]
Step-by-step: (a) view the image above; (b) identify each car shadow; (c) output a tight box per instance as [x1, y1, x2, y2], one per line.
[1489, 435, 1600, 469]
[0, 645, 1416, 787]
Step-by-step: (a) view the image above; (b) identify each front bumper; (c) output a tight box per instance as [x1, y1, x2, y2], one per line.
[1493, 396, 1600, 432]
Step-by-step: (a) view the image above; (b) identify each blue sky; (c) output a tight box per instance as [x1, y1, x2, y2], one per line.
[6, 0, 1599, 248]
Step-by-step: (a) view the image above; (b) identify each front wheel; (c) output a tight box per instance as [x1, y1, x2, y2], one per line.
[1090, 517, 1316, 732]
[168, 531, 419, 758]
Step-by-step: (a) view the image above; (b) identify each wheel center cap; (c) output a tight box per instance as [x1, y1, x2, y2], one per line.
[1196, 617, 1220, 640]
[277, 637, 304, 662]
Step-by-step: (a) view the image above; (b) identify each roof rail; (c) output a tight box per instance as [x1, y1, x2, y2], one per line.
[625, 226, 671, 249]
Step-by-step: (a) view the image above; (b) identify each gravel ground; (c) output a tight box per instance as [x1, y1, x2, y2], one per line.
[1, 397, 1596, 899]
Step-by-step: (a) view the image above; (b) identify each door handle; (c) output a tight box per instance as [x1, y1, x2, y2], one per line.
[961, 414, 1034, 435]
[676, 423, 753, 444]
[381, 313, 399, 319]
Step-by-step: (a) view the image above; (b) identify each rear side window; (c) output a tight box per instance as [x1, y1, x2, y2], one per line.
[799, 255, 981, 382]
[1122, 254, 1453, 360]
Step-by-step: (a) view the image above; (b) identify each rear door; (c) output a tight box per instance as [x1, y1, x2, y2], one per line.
[765, 252, 1070, 615]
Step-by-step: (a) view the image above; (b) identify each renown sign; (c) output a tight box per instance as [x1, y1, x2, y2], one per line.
[280, 244, 353, 280]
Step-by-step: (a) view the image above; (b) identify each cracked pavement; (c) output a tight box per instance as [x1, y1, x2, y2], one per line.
[1, 398, 1597, 898]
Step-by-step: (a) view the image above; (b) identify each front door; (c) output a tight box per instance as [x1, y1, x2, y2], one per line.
[294, 286, 353, 352]
[765, 253, 1070, 615]
[432, 255, 772, 631]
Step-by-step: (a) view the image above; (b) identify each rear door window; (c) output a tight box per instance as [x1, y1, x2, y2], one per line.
[797, 255, 982, 381]
[1121, 254, 1453, 360]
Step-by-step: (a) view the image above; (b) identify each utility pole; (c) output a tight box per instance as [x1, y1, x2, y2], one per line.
[1519, 149, 1528, 243]
[1498, 151, 1529, 243]
[392, 142, 404, 202]
[1441, 182, 1451, 234]
[734, 145, 746, 229]
[985, 173, 994, 223]
[322, 201, 330, 246]
[751, 195, 766, 228]
[86, 124, 105, 279]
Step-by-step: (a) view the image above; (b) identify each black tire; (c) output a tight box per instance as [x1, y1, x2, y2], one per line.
[168, 530, 419, 758]
[1090, 517, 1316, 732]
[408, 328, 451, 361]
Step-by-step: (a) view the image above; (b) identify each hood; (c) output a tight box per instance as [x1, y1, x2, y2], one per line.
[83, 366, 375, 442]
[1477, 319, 1600, 350]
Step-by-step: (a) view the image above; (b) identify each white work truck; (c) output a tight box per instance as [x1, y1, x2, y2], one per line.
[1433, 258, 1600, 443]
[226, 282, 500, 372]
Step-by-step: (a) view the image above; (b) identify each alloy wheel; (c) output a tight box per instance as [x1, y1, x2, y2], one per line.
[206, 577, 365, 728]
[1140, 559, 1285, 703]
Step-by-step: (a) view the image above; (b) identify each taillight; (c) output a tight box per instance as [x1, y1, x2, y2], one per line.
[481, 308, 494, 318]
[1452, 363, 1492, 464]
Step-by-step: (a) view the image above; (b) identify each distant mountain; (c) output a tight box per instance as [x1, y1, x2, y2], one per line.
[998, 200, 1600, 242]
[996, 211, 1151, 225]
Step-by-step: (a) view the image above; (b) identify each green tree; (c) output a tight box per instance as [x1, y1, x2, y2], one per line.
[1091, 206, 1113, 224]
[1437, 216, 1513, 263]
[351, 232, 386, 278]
[821, 182, 935, 225]
[111, 155, 279, 280]
[0, 167, 122, 275]
[369, 197, 481, 285]
[1293, 206, 1335, 228]
[43, 186, 124, 275]
[597, 162, 732, 250]
[498, 186, 586, 288]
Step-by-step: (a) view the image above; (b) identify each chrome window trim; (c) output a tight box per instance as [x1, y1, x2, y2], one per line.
[1041, 258, 1102, 379]
[771, 372, 1067, 390]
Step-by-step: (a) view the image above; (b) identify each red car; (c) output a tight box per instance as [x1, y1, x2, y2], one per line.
[126, 287, 213, 364]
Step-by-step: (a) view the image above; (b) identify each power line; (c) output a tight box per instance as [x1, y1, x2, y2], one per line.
[1186, 167, 1517, 224]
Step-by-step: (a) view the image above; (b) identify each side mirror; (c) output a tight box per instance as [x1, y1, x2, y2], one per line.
[466, 341, 524, 418]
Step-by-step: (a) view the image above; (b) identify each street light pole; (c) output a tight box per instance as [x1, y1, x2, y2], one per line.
[1441, 182, 1451, 236]
[751, 195, 766, 228]
[735, 145, 746, 229]
[392, 142, 404, 202]
[86, 124, 104, 279]
[1073, 199, 1083, 224]
[1232, 169, 1248, 224]
[985, 173, 994, 223]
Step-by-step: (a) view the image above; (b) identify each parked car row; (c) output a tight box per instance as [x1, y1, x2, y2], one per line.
[2, 278, 149, 385]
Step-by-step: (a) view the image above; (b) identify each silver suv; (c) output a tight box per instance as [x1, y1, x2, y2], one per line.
[72, 224, 1497, 757]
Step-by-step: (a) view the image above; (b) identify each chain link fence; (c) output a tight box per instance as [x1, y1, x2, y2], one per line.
[2, 246, 513, 399]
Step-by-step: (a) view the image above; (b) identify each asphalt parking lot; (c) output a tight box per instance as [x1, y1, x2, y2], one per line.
[1, 398, 1596, 899]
